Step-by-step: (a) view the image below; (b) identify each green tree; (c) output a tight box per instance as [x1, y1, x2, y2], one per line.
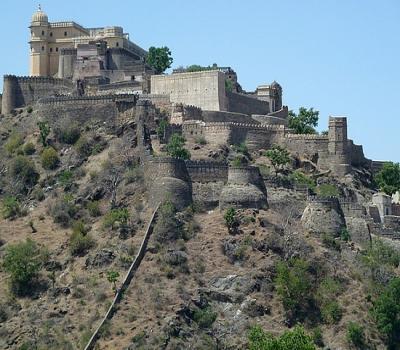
[147, 46, 173, 74]
[374, 162, 400, 195]
[372, 277, 400, 347]
[275, 259, 312, 319]
[107, 270, 120, 291]
[248, 324, 315, 350]
[3, 239, 46, 294]
[41, 147, 60, 170]
[224, 207, 239, 234]
[156, 119, 169, 140]
[288, 107, 319, 134]
[166, 133, 191, 159]
[265, 145, 291, 174]
[37, 121, 50, 147]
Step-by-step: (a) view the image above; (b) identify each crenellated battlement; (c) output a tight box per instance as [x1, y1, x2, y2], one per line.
[185, 160, 228, 183]
[284, 133, 328, 140]
[4, 75, 73, 86]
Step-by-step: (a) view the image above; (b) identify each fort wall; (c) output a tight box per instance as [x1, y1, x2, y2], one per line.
[226, 91, 270, 115]
[151, 70, 227, 111]
[2, 75, 74, 114]
[185, 160, 228, 182]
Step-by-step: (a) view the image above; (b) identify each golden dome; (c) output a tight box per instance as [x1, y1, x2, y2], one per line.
[31, 5, 48, 23]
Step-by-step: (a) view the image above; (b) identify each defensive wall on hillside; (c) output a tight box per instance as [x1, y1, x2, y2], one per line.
[1, 75, 74, 114]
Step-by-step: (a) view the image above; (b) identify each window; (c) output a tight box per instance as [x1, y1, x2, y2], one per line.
[116, 42, 119, 47]
[42, 30, 45, 36]
[56, 47, 59, 52]
[64, 31, 67, 36]
[50, 32, 53, 37]
[41, 46, 44, 51]
[50, 48, 53, 53]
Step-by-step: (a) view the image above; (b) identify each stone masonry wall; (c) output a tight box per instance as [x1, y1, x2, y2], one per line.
[226, 91, 270, 115]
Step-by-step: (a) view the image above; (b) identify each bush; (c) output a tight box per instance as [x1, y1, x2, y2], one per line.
[32, 188, 45, 201]
[58, 170, 73, 187]
[37, 121, 50, 147]
[5, 133, 23, 155]
[195, 135, 207, 145]
[153, 201, 183, 243]
[27, 106, 33, 113]
[166, 133, 191, 159]
[9, 155, 39, 191]
[41, 147, 60, 170]
[23, 142, 36, 155]
[224, 207, 239, 234]
[265, 145, 291, 174]
[346, 322, 365, 348]
[374, 162, 400, 195]
[124, 166, 143, 184]
[320, 301, 342, 324]
[55, 122, 81, 144]
[3, 239, 46, 294]
[193, 307, 217, 329]
[87, 201, 101, 217]
[248, 324, 316, 350]
[371, 277, 400, 346]
[316, 184, 339, 198]
[275, 259, 312, 318]
[1, 196, 21, 219]
[289, 170, 316, 191]
[50, 195, 77, 227]
[156, 119, 169, 139]
[322, 234, 341, 251]
[233, 142, 248, 155]
[312, 327, 324, 347]
[340, 228, 351, 242]
[75, 136, 93, 158]
[103, 208, 129, 229]
[316, 277, 343, 324]
[69, 229, 94, 256]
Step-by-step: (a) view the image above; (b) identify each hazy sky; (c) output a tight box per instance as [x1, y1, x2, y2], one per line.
[1, 0, 399, 162]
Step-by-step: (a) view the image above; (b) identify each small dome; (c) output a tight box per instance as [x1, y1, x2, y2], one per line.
[270, 80, 282, 89]
[31, 5, 48, 23]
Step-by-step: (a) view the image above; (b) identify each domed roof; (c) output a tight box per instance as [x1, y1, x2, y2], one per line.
[270, 80, 282, 89]
[31, 5, 48, 23]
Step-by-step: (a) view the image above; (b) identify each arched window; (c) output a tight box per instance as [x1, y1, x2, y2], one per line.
[116, 42, 119, 47]
[50, 32, 53, 37]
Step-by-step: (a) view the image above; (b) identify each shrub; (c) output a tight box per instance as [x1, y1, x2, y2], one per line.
[195, 135, 207, 145]
[316, 184, 339, 198]
[312, 327, 324, 347]
[265, 145, 291, 174]
[322, 234, 341, 251]
[371, 277, 400, 346]
[374, 162, 400, 195]
[55, 122, 81, 144]
[363, 238, 400, 269]
[166, 133, 191, 159]
[224, 207, 239, 234]
[275, 259, 312, 318]
[233, 142, 248, 155]
[3, 238, 46, 294]
[32, 187, 45, 201]
[156, 119, 169, 139]
[231, 156, 244, 167]
[346, 322, 365, 348]
[37, 121, 50, 147]
[58, 170, 73, 187]
[9, 155, 39, 190]
[153, 201, 183, 243]
[193, 307, 217, 329]
[5, 133, 23, 155]
[87, 201, 101, 217]
[69, 230, 94, 256]
[50, 195, 77, 227]
[1, 196, 21, 219]
[340, 228, 351, 242]
[41, 147, 59, 170]
[124, 166, 143, 184]
[27, 106, 33, 113]
[248, 324, 315, 350]
[103, 208, 129, 229]
[289, 170, 316, 191]
[106, 270, 120, 290]
[23, 142, 36, 155]
[320, 301, 342, 324]
[75, 136, 93, 158]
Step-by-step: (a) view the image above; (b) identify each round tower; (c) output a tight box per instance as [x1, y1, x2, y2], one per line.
[29, 5, 50, 76]
[2, 75, 19, 114]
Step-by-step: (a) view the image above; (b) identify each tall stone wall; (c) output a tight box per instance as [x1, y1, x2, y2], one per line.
[283, 134, 329, 158]
[151, 70, 227, 111]
[226, 91, 270, 115]
[185, 160, 228, 182]
[2, 75, 74, 114]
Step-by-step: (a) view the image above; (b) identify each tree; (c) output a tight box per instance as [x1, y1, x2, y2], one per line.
[288, 107, 319, 134]
[9, 155, 39, 192]
[372, 277, 400, 347]
[37, 121, 50, 147]
[147, 46, 173, 74]
[166, 133, 191, 159]
[224, 207, 239, 234]
[265, 145, 291, 174]
[275, 259, 312, 320]
[3, 239, 46, 294]
[107, 270, 120, 291]
[41, 147, 60, 170]
[374, 162, 400, 195]
[248, 324, 315, 350]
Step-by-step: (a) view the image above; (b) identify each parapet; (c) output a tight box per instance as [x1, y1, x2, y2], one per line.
[185, 160, 228, 183]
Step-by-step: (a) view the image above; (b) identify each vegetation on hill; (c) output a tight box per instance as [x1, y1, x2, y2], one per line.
[288, 107, 319, 134]
[147, 46, 173, 74]
[374, 161, 400, 195]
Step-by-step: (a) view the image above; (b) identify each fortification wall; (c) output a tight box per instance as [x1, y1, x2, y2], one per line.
[2, 75, 74, 114]
[151, 70, 227, 111]
[192, 182, 225, 208]
[348, 140, 369, 167]
[267, 106, 289, 119]
[202, 110, 255, 124]
[226, 91, 270, 115]
[144, 157, 191, 185]
[282, 133, 329, 157]
[228, 166, 266, 193]
[185, 160, 228, 183]
[251, 114, 288, 126]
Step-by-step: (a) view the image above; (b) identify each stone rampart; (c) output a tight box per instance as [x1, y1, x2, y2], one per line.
[202, 110, 255, 124]
[185, 160, 228, 183]
[2, 75, 74, 114]
[226, 91, 270, 115]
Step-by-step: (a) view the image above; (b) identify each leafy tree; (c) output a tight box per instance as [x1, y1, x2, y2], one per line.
[372, 277, 400, 347]
[166, 133, 191, 159]
[224, 207, 239, 234]
[265, 145, 291, 174]
[107, 270, 120, 291]
[275, 259, 312, 319]
[3, 239, 46, 294]
[147, 46, 173, 74]
[288, 107, 319, 134]
[248, 324, 315, 350]
[37, 121, 50, 147]
[374, 162, 400, 195]
[346, 322, 365, 349]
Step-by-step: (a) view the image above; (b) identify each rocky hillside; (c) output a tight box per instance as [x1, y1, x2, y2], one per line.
[0, 105, 399, 350]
